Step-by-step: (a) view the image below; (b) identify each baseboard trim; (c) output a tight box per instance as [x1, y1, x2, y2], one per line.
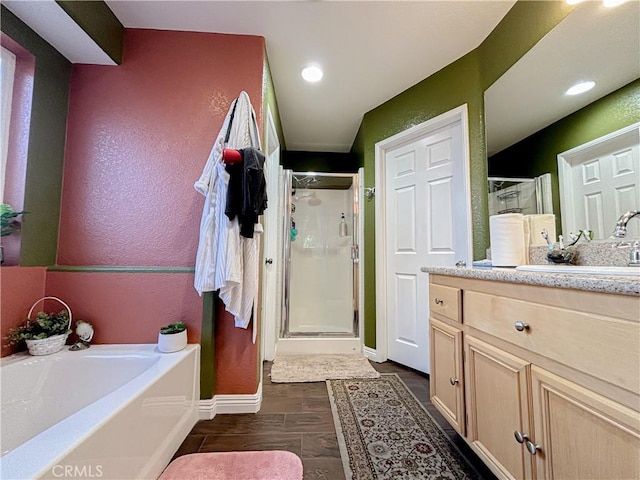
[198, 382, 263, 420]
[363, 346, 384, 363]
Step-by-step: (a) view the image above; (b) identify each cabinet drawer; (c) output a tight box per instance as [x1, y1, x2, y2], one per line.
[464, 291, 640, 395]
[429, 284, 461, 323]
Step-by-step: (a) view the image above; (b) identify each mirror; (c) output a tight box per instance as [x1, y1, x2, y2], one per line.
[488, 174, 553, 217]
[485, 1, 640, 240]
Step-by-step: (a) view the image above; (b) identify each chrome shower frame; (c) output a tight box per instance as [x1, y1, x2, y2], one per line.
[280, 170, 360, 339]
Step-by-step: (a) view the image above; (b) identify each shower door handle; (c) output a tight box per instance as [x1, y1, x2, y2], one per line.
[351, 245, 359, 262]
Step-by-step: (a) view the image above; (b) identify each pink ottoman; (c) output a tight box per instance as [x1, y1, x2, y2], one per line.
[158, 451, 304, 480]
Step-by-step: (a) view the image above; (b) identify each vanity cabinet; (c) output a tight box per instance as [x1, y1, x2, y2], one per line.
[464, 335, 531, 480]
[530, 366, 640, 480]
[429, 318, 465, 435]
[428, 274, 640, 480]
[429, 284, 465, 435]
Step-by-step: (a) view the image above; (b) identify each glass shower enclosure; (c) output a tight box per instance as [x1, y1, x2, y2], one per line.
[280, 171, 360, 340]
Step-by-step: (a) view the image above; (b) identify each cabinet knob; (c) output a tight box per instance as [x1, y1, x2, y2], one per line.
[434, 298, 444, 305]
[514, 431, 529, 444]
[265, 258, 273, 265]
[525, 440, 541, 456]
[449, 377, 459, 385]
[514, 321, 530, 332]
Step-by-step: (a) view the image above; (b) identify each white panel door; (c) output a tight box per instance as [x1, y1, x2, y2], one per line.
[384, 119, 468, 373]
[261, 108, 281, 361]
[560, 125, 640, 239]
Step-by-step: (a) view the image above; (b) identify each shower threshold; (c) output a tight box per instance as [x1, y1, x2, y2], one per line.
[276, 337, 361, 355]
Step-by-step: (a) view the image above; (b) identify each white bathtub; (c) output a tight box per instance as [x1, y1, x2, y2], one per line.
[0, 344, 199, 480]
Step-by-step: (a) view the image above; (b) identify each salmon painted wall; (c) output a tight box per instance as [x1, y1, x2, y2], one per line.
[0, 266, 46, 356]
[54, 29, 265, 394]
[58, 29, 264, 266]
[45, 271, 202, 345]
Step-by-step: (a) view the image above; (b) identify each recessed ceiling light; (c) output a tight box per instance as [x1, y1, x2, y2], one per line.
[566, 81, 596, 96]
[603, 0, 626, 7]
[301, 65, 323, 83]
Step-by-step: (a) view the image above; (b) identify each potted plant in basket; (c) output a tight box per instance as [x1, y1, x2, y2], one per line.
[5, 297, 74, 356]
[157, 321, 187, 353]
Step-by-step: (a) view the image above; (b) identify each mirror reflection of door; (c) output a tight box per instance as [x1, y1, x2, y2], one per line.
[558, 124, 640, 240]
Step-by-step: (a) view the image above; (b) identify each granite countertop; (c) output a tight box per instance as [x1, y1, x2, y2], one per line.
[420, 266, 640, 296]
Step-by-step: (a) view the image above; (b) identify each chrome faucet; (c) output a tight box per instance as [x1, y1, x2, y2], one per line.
[612, 210, 640, 238]
[630, 241, 640, 267]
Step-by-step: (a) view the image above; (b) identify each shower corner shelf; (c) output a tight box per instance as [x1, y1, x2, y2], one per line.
[498, 207, 523, 214]
[496, 190, 520, 200]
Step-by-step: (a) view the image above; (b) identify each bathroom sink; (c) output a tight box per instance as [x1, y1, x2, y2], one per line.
[515, 264, 640, 276]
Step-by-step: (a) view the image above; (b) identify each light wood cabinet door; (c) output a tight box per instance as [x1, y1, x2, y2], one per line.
[465, 335, 533, 480]
[429, 318, 465, 435]
[531, 366, 640, 480]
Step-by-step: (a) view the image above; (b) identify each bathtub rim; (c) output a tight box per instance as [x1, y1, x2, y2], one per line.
[0, 343, 200, 480]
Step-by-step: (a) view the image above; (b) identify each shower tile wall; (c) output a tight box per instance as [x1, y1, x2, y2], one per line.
[289, 188, 354, 334]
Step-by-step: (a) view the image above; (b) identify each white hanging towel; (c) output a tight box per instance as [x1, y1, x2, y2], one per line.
[194, 91, 262, 342]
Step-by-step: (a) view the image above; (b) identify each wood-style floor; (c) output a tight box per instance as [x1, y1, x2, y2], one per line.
[173, 360, 497, 480]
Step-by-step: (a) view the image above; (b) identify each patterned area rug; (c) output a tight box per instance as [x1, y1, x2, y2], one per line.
[270, 354, 381, 383]
[328, 374, 477, 479]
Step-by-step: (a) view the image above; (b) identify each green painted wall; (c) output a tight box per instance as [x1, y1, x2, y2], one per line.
[351, 1, 576, 350]
[1, 6, 71, 267]
[489, 79, 640, 234]
[56, 1, 124, 64]
[263, 50, 286, 151]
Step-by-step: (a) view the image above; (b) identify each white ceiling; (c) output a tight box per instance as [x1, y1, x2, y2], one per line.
[3, 0, 516, 153]
[5, 1, 636, 155]
[104, 1, 518, 152]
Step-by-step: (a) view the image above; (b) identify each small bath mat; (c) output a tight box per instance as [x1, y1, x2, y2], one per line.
[270, 354, 380, 383]
[159, 451, 303, 479]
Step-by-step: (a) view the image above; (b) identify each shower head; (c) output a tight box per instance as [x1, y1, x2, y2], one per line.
[293, 174, 319, 189]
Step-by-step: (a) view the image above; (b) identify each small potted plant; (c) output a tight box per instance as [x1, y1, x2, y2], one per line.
[5, 297, 73, 356]
[157, 321, 187, 353]
[0, 203, 27, 264]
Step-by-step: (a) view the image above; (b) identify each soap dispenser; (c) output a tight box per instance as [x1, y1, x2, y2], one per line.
[339, 213, 348, 237]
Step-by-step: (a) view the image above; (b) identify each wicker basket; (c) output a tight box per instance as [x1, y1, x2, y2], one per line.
[24, 296, 72, 356]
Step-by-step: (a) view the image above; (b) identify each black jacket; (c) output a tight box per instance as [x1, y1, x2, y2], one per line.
[225, 147, 267, 238]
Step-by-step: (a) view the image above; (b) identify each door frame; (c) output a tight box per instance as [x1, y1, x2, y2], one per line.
[557, 121, 640, 238]
[373, 104, 472, 363]
[261, 105, 281, 362]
